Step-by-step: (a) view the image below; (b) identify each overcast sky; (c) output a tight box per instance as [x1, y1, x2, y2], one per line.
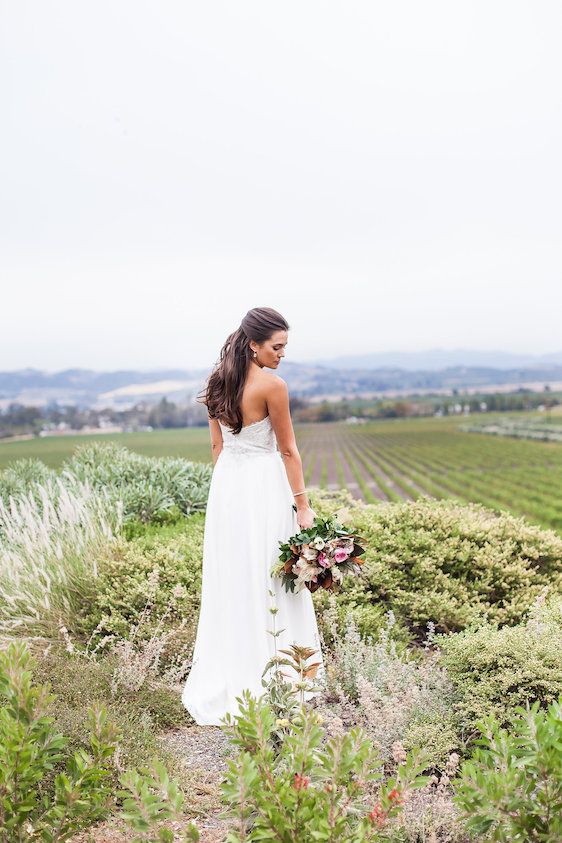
[1, 1, 561, 372]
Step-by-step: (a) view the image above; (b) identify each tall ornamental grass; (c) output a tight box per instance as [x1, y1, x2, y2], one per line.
[0, 475, 121, 638]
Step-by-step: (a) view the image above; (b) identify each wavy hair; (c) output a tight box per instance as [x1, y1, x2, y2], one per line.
[198, 307, 290, 434]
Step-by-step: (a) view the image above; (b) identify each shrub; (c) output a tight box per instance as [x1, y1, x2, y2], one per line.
[0, 639, 117, 840]
[387, 752, 468, 842]
[320, 605, 459, 770]
[454, 697, 562, 842]
[436, 592, 562, 739]
[0, 476, 120, 638]
[30, 641, 192, 770]
[328, 497, 562, 638]
[0, 639, 200, 842]
[0, 457, 58, 510]
[62, 440, 212, 524]
[117, 759, 201, 841]
[219, 689, 431, 841]
[77, 514, 205, 647]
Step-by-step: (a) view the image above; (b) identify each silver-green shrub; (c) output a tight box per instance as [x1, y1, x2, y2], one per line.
[321, 604, 459, 770]
[62, 441, 211, 524]
[0, 457, 58, 510]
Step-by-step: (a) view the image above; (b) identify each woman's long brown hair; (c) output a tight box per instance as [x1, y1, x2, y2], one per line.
[197, 307, 290, 434]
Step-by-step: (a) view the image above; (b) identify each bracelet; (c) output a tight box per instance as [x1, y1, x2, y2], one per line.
[293, 490, 307, 497]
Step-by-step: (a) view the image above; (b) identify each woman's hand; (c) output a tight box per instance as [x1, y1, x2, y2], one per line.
[296, 506, 316, 530]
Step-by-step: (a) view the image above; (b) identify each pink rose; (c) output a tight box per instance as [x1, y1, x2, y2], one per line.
[317, 551, 331, 568]
[334, 548, 349, 563]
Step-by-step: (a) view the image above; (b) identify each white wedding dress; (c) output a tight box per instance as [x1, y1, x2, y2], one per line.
[181, 414, 325, 726]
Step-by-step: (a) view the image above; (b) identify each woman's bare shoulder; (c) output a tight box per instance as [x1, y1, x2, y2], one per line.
[261, 372, 288, 393]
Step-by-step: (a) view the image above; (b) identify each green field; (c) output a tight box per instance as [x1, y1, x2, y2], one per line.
[0, 428, 214, 469]
[297, 416, 562, 533]
[2, 414, 562, 532]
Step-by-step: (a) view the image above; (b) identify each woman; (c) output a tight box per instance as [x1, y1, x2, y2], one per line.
[181, 307, 325, 725]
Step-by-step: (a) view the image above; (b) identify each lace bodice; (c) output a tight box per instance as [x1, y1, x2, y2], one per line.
[218, 415, 279, 459]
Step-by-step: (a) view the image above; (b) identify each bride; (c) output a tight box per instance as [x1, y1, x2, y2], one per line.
[181, 306, 325, 726]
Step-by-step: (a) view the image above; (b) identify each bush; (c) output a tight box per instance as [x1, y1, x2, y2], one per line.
[305, 489, 409, 643]
[325, 496, 562, 638]
[0, 457, 58, 510]
[62, 440, 212, 524]
[319, 604, 459, 771]
[219, 689, 431, 841]
[436, 593, 562, 739]
[77, 513, 205, 647]
[0, 639, 200, 842]
[454, 697, 562, 842]
[30, 642, 192, 771]
[0, 640, 117, 840]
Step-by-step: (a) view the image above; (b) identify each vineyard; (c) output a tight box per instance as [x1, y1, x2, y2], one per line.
[296, 417, 562, 533]
[2, 413, 562, 534]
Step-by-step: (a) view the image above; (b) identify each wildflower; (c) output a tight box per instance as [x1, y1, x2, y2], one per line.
[391, 741, 407, 765]
[293, 772, 310, 790]
[172, 583, 186, 600]
[368, 803, 387, 827]
[388, 787, 403, 804]
[275, 718, 290, 728]
[59, 625, 75, 654]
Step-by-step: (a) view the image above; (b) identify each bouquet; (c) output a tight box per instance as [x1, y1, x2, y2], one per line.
[271, 507, 367, 594]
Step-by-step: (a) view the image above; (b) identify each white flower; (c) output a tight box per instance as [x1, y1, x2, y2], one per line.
[293, 558, 322, 590]
[311, 537, 325, 550]
[301, 544, 319, 561]
[331, 566, 343, 582]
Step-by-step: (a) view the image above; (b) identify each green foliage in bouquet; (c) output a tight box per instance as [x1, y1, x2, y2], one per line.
[454, 697, 562, 842]
[219, 689, 431, 842]
[271, 510, 367, 594]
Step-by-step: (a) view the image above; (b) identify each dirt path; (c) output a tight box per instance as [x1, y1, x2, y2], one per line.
[69, 727, 234, 842]
[157, 725, 235, 841]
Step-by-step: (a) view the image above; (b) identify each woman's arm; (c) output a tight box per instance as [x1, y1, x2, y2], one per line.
[208, 417, 223, 466]
[266, 378, 311, 512]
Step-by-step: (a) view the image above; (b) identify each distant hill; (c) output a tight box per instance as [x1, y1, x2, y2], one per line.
[309, 349, 562, 371]
[1, 360, 561, 410]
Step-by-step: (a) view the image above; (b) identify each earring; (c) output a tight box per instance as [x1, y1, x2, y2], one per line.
[253, 351, 257, 358]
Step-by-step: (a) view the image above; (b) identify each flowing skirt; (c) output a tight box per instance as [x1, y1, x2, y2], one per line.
[181, 449, 324, 726]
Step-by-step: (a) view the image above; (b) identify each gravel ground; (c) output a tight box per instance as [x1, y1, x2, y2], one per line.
[69, 725, 236, 842]
[158, 723, 235, 774]
[157, 724, 236, 841]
